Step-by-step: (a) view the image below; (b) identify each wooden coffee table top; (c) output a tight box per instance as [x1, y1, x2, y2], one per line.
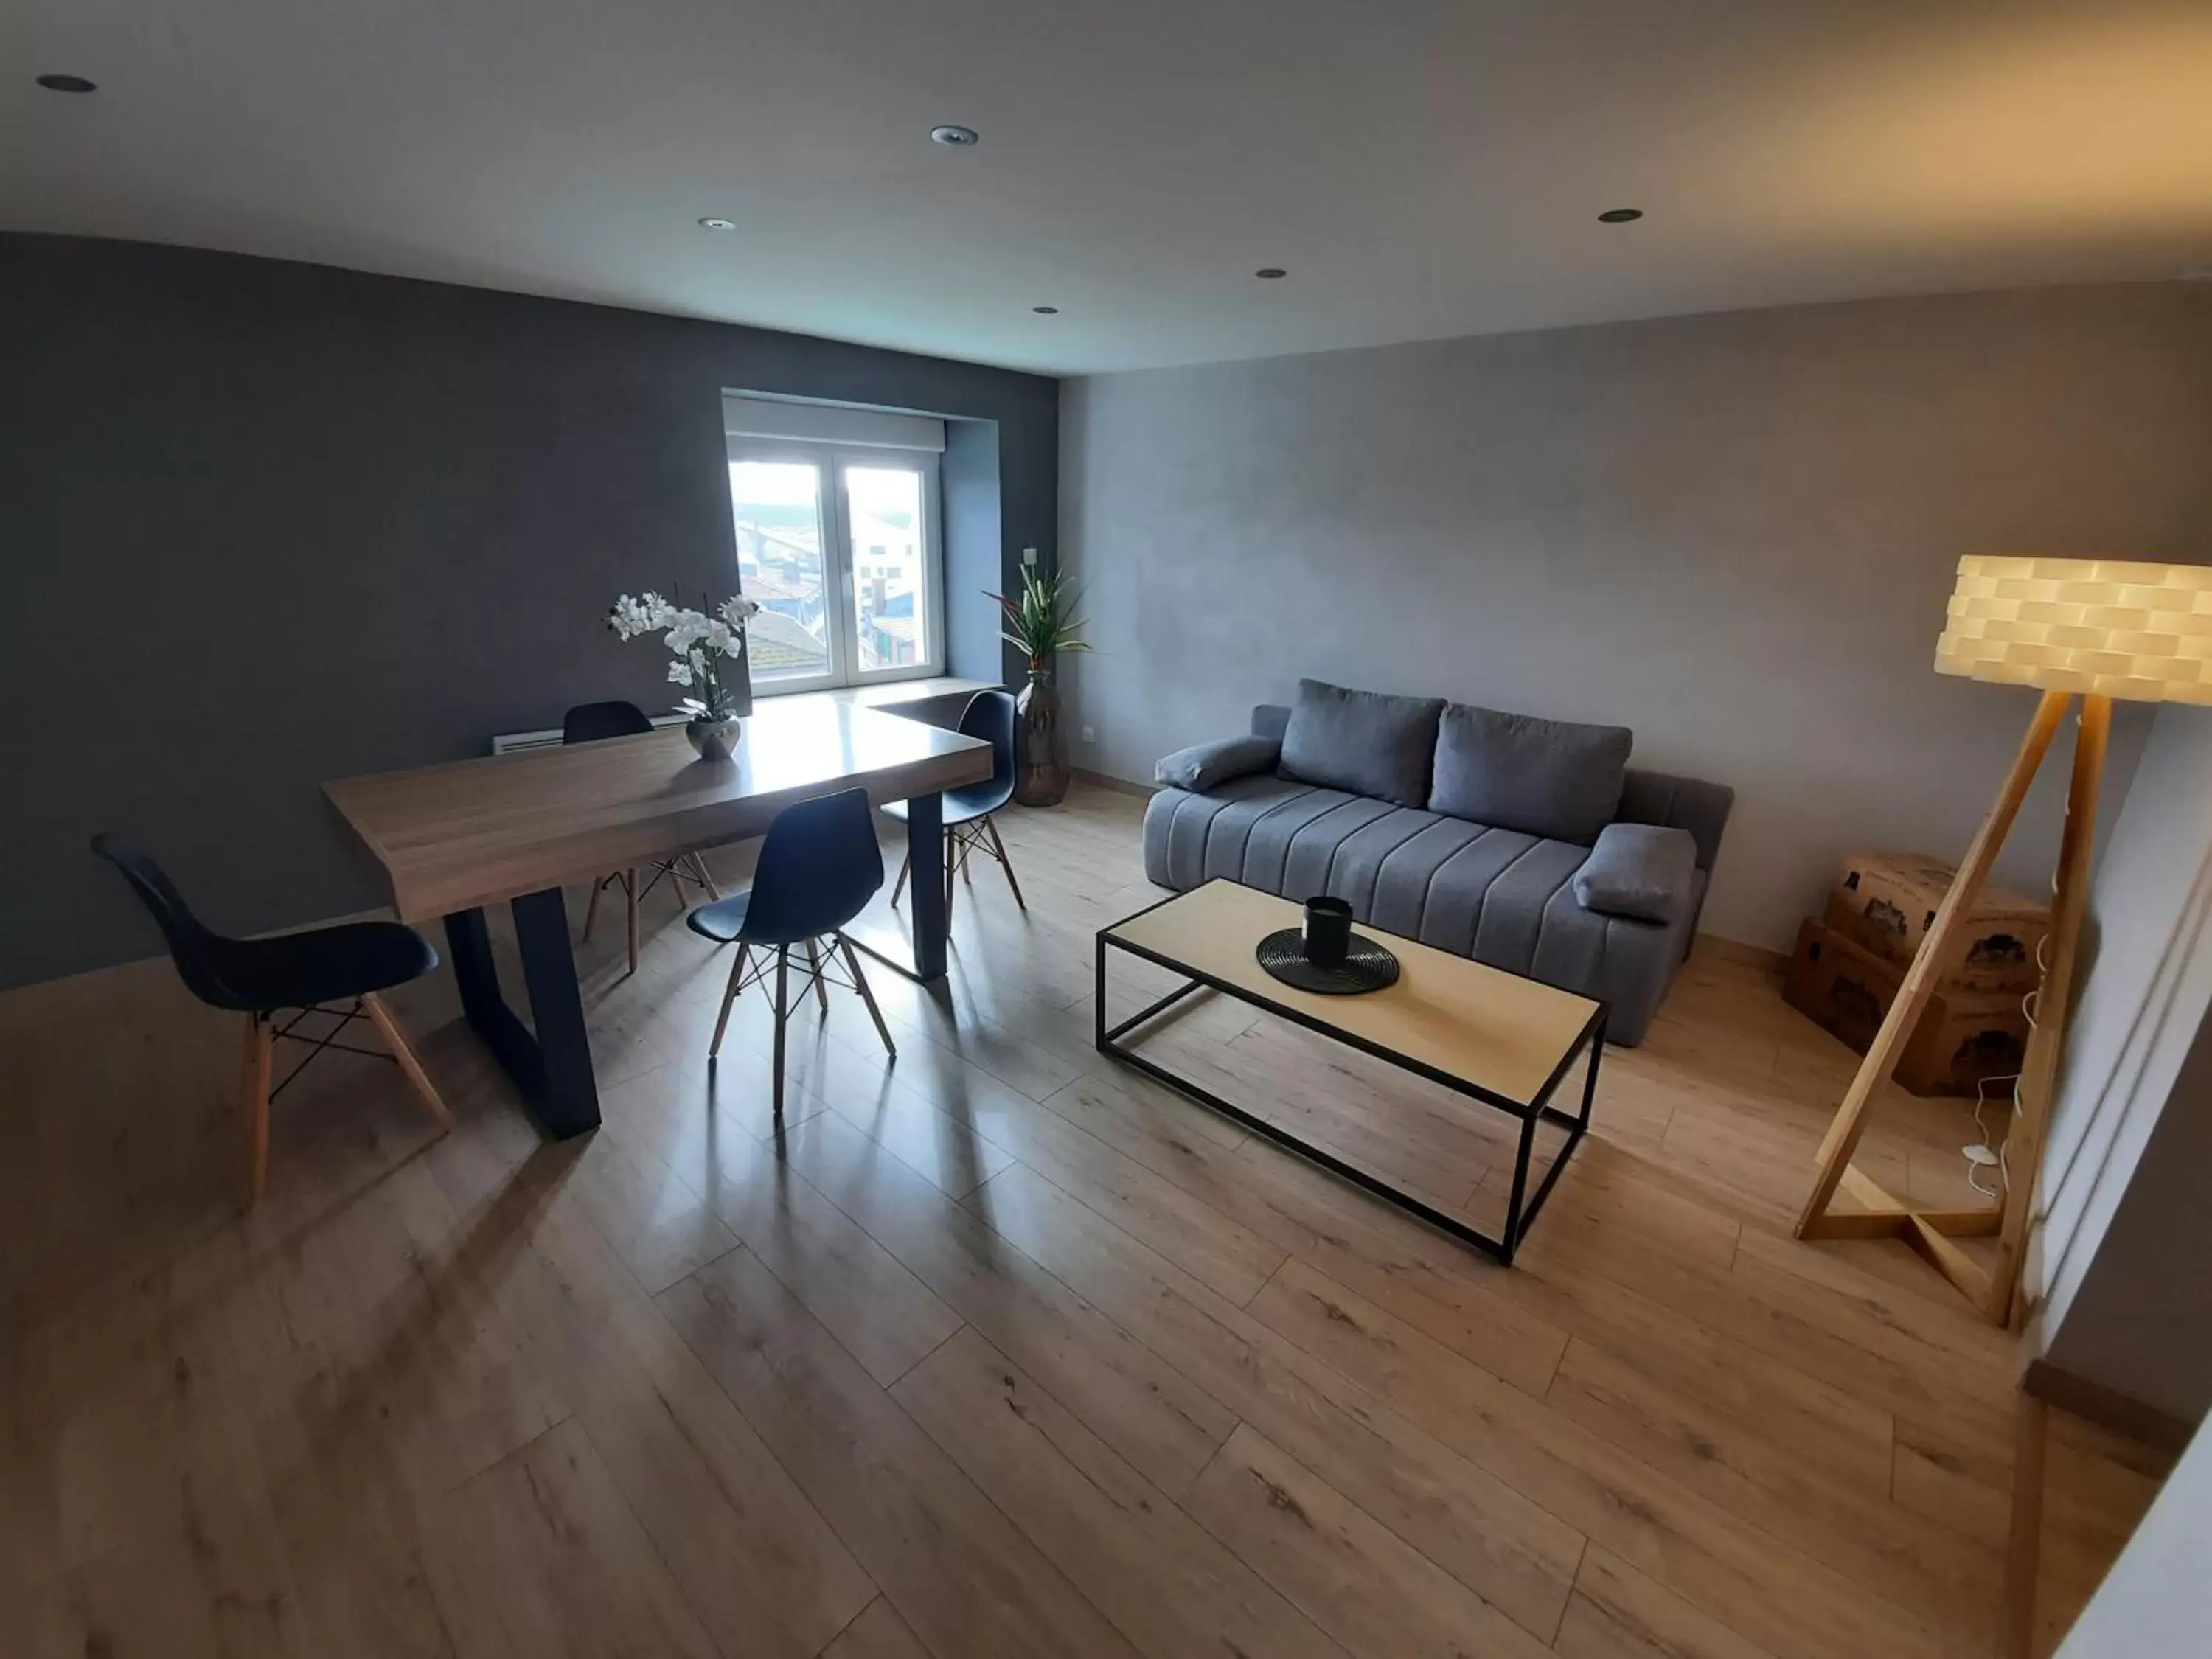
[1102, 879, 1601, 1107]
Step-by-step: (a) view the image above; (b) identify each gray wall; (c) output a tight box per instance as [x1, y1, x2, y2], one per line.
[0, 234, 1056, 989]
[2037, 705, 2212, 1423]
[941, 417, 1012, 685]
[1060, 285, 2212, 950]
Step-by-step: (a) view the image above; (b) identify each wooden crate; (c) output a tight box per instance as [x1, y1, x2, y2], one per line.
[1823, 850, 2048, 992]
[1784, 918, 2031, 1098]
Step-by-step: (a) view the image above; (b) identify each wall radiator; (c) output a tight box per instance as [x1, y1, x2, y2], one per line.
[489, 712, 688, 757]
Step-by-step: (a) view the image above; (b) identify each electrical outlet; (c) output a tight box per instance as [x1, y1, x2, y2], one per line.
[1022, 546, 1039, 566]
[1081, 724, 1096, 743]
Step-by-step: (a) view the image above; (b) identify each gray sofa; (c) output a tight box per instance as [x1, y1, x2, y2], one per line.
[1141, 681, 1733, 1045]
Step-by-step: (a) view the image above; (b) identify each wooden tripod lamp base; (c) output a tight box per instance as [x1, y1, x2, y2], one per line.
[1797, 554, 2212, 1326]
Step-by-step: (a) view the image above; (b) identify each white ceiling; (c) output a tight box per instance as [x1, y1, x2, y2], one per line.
[7, 0, 2211, 376]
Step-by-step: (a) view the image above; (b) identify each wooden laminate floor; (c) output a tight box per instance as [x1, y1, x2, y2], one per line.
[0, 785, 2168, 1658]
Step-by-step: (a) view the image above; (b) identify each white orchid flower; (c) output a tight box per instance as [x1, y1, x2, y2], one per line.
[612, 590, 754, 700]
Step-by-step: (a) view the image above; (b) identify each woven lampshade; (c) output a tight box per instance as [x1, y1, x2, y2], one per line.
[1935, 555, 2212, 706]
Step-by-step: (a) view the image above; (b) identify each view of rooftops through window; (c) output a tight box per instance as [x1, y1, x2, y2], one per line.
[730, 457, 930, 685]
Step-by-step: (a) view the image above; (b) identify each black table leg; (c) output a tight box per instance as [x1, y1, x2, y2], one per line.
[847, 789, 951, 984]
[444, 907, 511, 1046]
[511, 887, 600, 1137]
[905, 790, 948, 980]
[440, 887, 602, 1139]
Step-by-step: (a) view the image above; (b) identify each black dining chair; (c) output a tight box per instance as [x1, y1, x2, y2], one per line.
[91, 834, 452, 1203]
[564, 700, 721, 973]
[685, 787, 897, 1117]
[884, 688, 1025, 918]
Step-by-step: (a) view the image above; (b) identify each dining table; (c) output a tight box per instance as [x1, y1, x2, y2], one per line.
[324, 696, 994, 1138]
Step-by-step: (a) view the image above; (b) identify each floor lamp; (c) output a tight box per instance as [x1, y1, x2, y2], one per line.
[1797, 555, 2212, 1326]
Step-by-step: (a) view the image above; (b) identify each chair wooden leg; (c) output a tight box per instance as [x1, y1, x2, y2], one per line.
[625, 868, 640, 975]
[709, 944, 750, 1059]
[241, 1012, 272, 1205]
[771, 945, 790, 1119]
[891, 852, 910, 907]
[687, 853, 722, 902]
[984, 815, 1026, 911]
[582, 872, 608, 942]
[804, 939, 830, 1016]
[839, 934, 897, 1060]
[362, 991, 453, 1130]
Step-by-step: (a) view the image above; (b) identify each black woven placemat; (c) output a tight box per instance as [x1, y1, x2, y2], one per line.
[1254, 927, 1402, 995]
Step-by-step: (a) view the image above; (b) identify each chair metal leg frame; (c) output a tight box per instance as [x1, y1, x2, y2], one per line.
[265, 998, 400, 1099]
[240, 993, 451, 1203]
[634, 853, 720, 908]
[705, 931, 898, 1120]
[891, 813, 1025, 916]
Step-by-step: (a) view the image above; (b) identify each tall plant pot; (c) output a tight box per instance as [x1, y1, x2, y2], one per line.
[1014, 661, 1071, 807]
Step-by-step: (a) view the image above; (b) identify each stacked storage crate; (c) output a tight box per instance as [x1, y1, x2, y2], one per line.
[1784, 852, 2050, 1097]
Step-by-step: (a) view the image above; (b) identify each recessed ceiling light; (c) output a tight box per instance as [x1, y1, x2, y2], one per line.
[1254, 268, 1287, 279]
[1032, 305, 1059, 315]
[930, 125, 979, 147]
[697, 217, 737, 231]
[35, 74, 97, 94]
[1597, 207, 1644, 223]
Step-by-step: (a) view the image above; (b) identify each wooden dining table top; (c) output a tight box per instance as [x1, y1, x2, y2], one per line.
[324, 698, 994, 923]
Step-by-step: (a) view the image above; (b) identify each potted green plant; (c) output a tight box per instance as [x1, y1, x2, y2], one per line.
[992, 566, 1091, 806]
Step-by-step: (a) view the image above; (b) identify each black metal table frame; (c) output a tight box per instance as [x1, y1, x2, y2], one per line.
[442, 790, 951, 1141]
[1094, 900, 1607, 1266]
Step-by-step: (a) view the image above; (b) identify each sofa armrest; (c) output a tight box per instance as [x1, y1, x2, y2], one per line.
[1616, 769, 1733, 872]
[1573, 824, 1698, 922]
[1155, 734, 1282, 792]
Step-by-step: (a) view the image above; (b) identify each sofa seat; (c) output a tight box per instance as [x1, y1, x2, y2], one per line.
[1143, 773, 1705, 1046]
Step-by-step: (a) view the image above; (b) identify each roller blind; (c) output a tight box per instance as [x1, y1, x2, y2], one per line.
[723, 393, 946, 454]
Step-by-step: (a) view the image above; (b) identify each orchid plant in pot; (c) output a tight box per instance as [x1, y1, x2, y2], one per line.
[607, 591, 762, 761]
[992, 566, 1091, 807]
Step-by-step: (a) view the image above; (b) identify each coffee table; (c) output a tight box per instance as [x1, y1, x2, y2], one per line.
[1095, 879, 1607, 1264]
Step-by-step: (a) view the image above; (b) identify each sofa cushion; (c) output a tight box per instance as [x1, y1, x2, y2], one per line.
[1279, 679, 1446, 810]
[1573, 823, 1697, 922]
[1155, 734, 1281, 792]
[1428, 703, 1632, 843]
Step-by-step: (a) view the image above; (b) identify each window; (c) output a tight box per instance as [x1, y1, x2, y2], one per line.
[725, 396, 945, 693]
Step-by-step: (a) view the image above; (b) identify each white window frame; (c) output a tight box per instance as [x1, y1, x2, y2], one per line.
[728, 439, 946, 695]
